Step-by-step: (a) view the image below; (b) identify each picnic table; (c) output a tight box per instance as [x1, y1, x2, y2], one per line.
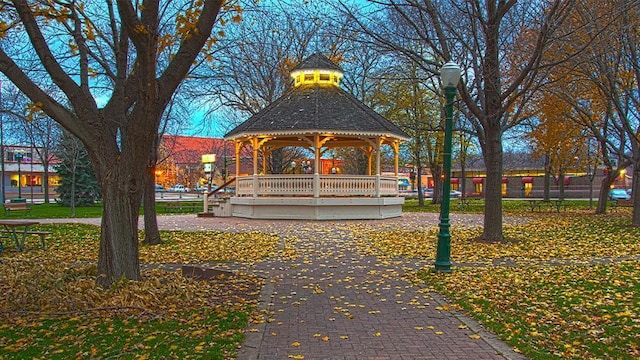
[0, 219, 45, 252]
[527, 198, 566, 213]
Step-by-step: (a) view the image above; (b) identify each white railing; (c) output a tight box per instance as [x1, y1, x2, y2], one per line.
[236, 175, 398, 197]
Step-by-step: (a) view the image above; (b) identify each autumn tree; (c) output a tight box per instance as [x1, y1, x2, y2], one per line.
[527, 91, 586, 201]
[0, 0, 228, 287]
[193, 1, 352, 174]
[373, 59, 443, 206]
[536, 0, 639, 218]
[342, 0, 576, 241]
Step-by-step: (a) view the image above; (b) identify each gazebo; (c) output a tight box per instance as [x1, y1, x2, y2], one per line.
[218, 53, 410, 220]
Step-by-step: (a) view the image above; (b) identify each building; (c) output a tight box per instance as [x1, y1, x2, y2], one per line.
[1, 145, 60, 202]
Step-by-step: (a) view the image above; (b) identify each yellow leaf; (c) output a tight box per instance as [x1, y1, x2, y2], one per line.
[469, 334, 481, 339]
[373, 332, 381, 337]
[291, 341, 300, 347]
[321, 336, 330, 342]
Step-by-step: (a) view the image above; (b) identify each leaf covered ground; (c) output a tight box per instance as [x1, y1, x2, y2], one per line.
[0, 224, 279, 359]
[356, 213, 640, 359]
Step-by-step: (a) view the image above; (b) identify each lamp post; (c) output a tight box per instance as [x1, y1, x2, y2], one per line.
[15, 150, 24, 199]
[435, 61, 461, 273]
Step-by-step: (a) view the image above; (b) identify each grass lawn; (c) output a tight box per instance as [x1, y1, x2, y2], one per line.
[0, 201, 204, 219]
[0, 223, 280, 359]
[357, 212, 640, 359]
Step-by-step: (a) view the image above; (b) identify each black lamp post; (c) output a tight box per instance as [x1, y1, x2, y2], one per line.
[434, 61, 461, 273]
[14, 150, 24, 199]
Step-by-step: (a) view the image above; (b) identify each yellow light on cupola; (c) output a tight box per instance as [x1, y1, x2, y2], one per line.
[291, 68, 343, 87]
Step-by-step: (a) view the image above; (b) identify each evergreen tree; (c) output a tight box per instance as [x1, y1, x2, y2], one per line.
[54, 132, 100, 209]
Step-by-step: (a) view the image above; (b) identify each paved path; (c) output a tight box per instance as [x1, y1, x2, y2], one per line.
[42, 213, 526, 359]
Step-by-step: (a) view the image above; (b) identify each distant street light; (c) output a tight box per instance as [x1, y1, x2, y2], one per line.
[435, 61, 461, 273]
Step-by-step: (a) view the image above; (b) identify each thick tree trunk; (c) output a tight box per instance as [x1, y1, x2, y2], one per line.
[633, 163, 640, 226]
[481, 127, 503, 241]
[432, 166, 443, 204]
[96, 169, 142, 287]
[595, 173, 616, 214]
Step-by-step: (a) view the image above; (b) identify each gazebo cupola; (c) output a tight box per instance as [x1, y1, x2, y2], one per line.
[290, 53, 344, 87]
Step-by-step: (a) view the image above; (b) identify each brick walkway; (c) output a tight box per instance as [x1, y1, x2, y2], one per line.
[42, 213, 526, 359]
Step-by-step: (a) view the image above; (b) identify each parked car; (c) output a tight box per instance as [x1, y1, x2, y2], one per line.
[609, 188, 631, 200]
[420, 188, 461, 199]
[154, 184, 165, 192]
[170, 184, 188, 193]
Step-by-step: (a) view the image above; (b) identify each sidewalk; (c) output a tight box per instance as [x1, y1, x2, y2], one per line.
[41, 213, 527, 359]
[239, 221, 524, 360]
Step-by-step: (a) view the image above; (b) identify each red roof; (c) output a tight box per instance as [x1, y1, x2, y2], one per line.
[161, 135, 231, 164]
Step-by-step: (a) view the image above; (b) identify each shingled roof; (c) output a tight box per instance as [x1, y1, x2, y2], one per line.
[291, 52, 343, 73]
[224, 54, 409, 141]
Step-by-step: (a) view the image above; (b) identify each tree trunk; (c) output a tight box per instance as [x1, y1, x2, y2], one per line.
[558, 170, 565, 200]
[143, 139, 162, 245]
[143, 165, 162, 245]
[96, 169, 142, 287]
[595, 172, 616, 214]
[481, 126, 503, 241]
[70, 160, 76, 217]
[632, 163, 640, 226]
[460, 160, 467, 198]
[417, 160, 424, 207]
[432, 166, 443, 204]
[43, 158, 50, 204]
[543, 155, 551, 201]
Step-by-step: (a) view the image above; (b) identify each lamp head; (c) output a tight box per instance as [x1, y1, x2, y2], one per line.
[440, 61, 461, 88]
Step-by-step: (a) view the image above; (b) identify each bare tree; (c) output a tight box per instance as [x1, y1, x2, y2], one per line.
[0, 1, 226, 287]
[342, 0, 576, 241]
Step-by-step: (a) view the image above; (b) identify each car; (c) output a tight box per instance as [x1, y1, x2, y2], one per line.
[154, 184, 165, 192]
[420, 188, 461, 198]
[609, 188, 631, 200]
[170, 184, 188, 193]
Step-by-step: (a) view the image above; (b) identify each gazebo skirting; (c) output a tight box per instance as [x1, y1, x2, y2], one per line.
[226, 174, 404, 220]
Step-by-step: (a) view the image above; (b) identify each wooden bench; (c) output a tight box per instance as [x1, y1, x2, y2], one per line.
[528, 199, 566, 213]
[162, 202, 201, 213]
[3, 202, 32, 215]
[612, 199, 633, 211]
[0, 230, 50, 250]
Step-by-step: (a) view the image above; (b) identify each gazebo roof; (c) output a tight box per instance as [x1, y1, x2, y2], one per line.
[224, 54, 410, 141]
[291, 52, 343, 73]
